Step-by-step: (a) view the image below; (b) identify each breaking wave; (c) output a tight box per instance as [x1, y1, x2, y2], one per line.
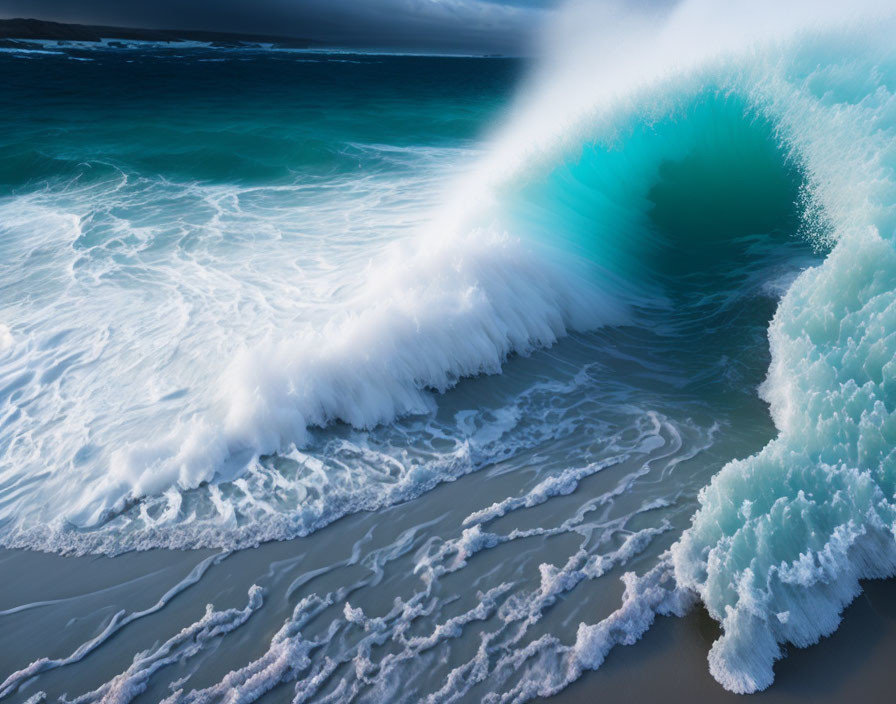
[3, 0, 896, 697]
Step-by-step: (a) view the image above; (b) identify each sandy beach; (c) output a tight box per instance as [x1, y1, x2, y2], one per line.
[3, 536, 895, 703]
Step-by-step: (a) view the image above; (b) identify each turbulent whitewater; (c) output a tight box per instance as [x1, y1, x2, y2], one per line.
[2, 0, 896, 700]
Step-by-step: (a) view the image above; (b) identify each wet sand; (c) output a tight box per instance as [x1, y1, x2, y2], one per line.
[551, 578, 896, 704]
[2, 537, 895, 703]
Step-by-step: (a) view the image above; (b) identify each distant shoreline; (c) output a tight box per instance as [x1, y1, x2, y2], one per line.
[0, 17, 314, 48]
[0, 18, 514, 57]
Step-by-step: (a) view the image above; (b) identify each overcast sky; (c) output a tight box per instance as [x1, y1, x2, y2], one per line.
[0, 0, 561, 54]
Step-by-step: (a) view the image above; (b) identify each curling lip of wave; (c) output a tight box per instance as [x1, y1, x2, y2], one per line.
[446, 1, 896, 693]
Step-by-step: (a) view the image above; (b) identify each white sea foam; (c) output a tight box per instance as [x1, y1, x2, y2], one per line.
[0, 160, 622, 551]
[64, 585, 264, 704]
[107, 227, 620, 504]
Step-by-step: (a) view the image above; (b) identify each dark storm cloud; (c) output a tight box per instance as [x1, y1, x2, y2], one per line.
[0, 0, 560, 53]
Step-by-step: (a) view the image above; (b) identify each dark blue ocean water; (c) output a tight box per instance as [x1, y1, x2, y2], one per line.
[1, 48, 521, 187]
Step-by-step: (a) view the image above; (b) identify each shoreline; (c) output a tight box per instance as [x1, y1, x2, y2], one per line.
[0, 17, 313, 47]
[2, 540, 895, 703]
[549, 578, 896, 703]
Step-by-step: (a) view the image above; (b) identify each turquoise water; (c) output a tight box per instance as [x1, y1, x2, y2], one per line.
[2, 5, 896, 700]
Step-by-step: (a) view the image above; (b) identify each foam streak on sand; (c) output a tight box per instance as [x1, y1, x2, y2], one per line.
[0, 552, 228, 699]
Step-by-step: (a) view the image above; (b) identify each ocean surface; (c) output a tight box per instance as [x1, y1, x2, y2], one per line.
[2, 2, 896, 701]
